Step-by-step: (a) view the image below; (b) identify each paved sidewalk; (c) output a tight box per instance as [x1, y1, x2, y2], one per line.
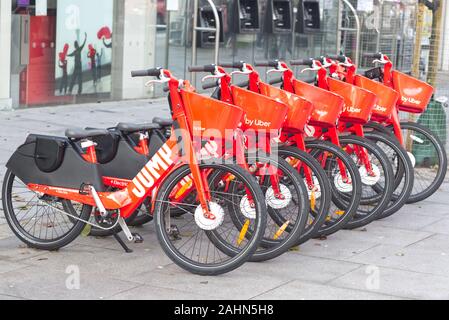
[0, 100, 449, 300]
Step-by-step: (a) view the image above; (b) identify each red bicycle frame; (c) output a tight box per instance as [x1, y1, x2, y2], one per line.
[28, 69, 217, 220]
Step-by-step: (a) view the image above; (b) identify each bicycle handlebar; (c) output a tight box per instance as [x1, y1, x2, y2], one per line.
[290, 59, 314, 67]
[363, 52, 383, 60]
[131, 68, 162, 78]
[220, 61, 245, 69]
[254, 60, 279, 68]
[188, 65, 217, 73]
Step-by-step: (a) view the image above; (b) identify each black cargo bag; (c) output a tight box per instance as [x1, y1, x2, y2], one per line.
[34, 137, 66, 173]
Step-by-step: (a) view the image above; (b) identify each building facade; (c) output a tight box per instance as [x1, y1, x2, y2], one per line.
[0, 0, 431, 109]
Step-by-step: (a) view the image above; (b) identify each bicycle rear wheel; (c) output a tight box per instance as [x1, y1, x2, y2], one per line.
[154, 163, 267, 276]
[2, 169, 91, 251]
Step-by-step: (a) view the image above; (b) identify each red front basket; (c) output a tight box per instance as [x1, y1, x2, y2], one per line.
[231, 86, 289, 132]
[355, 75, 399, 121]
[328, 78, 377, 124]
[258, 82, 313, 134]
[293, 79, 345, 128]
[181, 90, 244, 140]
[392, 70, 434, 114]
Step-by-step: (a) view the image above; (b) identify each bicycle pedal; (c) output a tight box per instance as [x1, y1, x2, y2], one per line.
[132, 233, 144, 244]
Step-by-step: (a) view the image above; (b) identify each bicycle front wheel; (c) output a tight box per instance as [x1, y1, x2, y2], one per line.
[154, 163, 267, 276]
[306, 140, 362, 237]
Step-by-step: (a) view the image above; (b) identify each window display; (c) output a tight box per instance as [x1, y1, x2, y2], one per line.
[54, 0, 113, 97]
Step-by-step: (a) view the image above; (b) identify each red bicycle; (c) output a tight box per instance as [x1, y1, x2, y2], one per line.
[188, 64, 312, 261]
[71, 66, 313, 262]
[210, 61, 332, 244]
[2, 68, 269, 275]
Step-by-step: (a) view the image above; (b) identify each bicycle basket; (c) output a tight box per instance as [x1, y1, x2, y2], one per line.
[392, 71, 434, 114]
[231, 86, 289, 131]
[354, 75, 399, 121]
[258, 82, 313, 134]
[293, 79, 344, 128]
[181, 90, 244, 140]
[328, 78, 377, 124]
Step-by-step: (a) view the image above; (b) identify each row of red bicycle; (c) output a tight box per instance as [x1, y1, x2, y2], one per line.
[2, 52, 447, 275]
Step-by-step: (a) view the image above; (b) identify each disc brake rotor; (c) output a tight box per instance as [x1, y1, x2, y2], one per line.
[359, 164, 381, 186]
[240, 195, 256, 219]
[194, 202, 225, 231]
[305, 176, 322, 200]
[265, 184, 293, 209]
[334, 173, 353, 193]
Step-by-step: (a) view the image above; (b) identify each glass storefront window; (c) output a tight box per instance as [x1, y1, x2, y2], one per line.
[5, 0, 417, 108]
[10, 0, 116, 108]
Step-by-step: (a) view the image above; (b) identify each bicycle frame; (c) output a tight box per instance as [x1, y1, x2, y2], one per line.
[226, 63, 319, 191]
[274, 61, 355, 182]
[300, 60, 379, 176]
[214, 66, 288, 199]
[27, 69, 216, 220]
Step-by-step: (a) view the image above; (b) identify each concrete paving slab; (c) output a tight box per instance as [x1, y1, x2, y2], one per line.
[0, 236, 49, 262]
[252, 279, 404, 300]
[421, 218, 449, 235]
[328, 225, 433, 247]
[345, 243, 449, 277]
[297, 237, 380, 260]
[238, 252, 362, 284]
[109, 285, 221, 300]
[329, 266, 449, 300]
[372, 211, 442, 231]
[19, 242, 174, 281]
[0, 265, 141, 300]
[0, 260, 31, 275]
[406, 233, 449, 253]
[0, 294, 27, 300]
[129, 265, 294, 300]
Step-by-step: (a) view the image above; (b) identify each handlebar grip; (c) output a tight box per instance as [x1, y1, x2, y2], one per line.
[131, 68, 162, 78]
[363, 52, 383, 60]
[290, 59, 314, 67]
[188, 65, 216, 73]
[327, 54, 346, 63]
[254, 60, 279, 68]
[220, 61, 245, 69]
[269, 77, 283, 85]
[202, 81, 219, 90]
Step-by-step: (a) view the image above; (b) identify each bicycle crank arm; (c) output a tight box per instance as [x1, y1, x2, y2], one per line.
[118, 217, 135, 242]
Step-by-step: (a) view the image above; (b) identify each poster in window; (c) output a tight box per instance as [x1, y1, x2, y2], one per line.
[55, 0, 113, 96]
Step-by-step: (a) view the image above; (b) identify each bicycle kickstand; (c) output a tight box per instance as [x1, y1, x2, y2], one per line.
[113, 232, 133, 253]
